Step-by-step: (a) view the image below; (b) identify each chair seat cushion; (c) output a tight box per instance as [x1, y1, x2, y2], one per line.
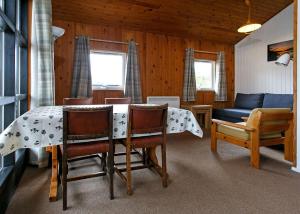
[217, 122, 282, 141]
[60, 141, 109, 158]
[131, 135, 163, 148]
[217, 122, 250, 141]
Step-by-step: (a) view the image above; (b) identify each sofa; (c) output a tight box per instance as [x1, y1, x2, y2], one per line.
[213, 93, 293, 123]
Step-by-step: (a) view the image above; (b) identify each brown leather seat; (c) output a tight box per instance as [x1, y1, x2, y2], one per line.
[60, 141, 109, 158]
[61, 105, 114, 210]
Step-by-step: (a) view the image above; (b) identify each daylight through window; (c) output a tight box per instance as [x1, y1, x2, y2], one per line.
[90, 51, 126, 90]
[194, 60, 215, 90]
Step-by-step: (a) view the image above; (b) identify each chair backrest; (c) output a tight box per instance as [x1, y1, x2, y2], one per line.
[105, 97, 131, 104]
[128, 104, 168, 135]
[246, 108, 293, 135]
[63, 106, 113, 141]
[63, 97, 93, 105]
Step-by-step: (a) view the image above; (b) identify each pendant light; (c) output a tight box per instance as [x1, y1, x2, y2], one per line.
[237, 0, 261, 34]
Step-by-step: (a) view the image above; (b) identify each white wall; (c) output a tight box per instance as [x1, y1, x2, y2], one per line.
[235, 4, 293, 94]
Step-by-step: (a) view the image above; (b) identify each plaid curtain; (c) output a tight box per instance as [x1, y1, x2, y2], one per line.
[71, 36, 92, 98]
[215, 52, 227, 101]
[31, 0, 54, 108]
[182, 48, 196, 102]
[30, 0, 53, 167]
[124, 40, 142, 103]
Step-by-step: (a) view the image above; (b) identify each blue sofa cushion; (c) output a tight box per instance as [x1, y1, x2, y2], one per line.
[262, 93, 293, 109]
[234, 93, 264, 109]
[213, 108, 252, 120]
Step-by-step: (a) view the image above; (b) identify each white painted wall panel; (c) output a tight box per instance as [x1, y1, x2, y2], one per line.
[235, 4, 293, 94]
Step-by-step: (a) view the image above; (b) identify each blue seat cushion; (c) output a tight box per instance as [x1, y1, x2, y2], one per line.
[262, 94, 293, 109]
[234, 93, 264, 109]
[213, 108, 252, 120]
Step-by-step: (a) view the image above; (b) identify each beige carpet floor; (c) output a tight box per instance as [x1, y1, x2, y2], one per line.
[6, 132, 300, 214]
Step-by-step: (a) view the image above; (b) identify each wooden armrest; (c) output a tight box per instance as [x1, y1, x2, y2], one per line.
[211, 119, 255, 131]
[241, 117, 248, 122]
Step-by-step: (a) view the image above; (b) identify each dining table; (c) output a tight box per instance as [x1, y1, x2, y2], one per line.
[0, 104, 203, 201]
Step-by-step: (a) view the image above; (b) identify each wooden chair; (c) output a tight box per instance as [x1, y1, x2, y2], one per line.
[105, 97, 131, 104]
[61, 106, 114, 210]
[63, 97, 93, 105]
[62, 97, 102, 162]
[105, 97, 145, 167]
[115, 104, 168, 195]
[211, 108, 293, 169]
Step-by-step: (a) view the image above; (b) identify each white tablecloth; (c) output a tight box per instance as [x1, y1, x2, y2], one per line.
[0, 105, 203, 156]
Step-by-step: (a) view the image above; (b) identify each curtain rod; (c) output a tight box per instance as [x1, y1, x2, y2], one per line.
[195, 50, 218, 54]
[75, 36, 139, 45]
[186, 48, 219, 55]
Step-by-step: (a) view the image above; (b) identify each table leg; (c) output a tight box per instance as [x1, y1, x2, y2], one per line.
[148, 146, 169, 179]
[205, 112, 209, 129]
[148, 147, 158, 165]
[49, 145, 58, 202]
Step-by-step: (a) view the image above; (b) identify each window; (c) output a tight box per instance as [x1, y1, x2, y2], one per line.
[194, 60, 215, 90]
[90, 51, 126, 90]
[0, 0, 28, 170]
[0, 0, 3, 170]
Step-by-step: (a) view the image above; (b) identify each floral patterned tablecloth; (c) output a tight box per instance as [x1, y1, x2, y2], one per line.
[0, 105, 203, 156]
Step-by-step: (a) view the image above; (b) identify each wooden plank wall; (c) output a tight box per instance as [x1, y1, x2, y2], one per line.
[53, 19, 235, 107]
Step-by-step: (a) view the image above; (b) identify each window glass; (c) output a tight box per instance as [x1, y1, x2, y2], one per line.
[194, 60, 215, 90]
[90, 51, 126, 90]
[0, 0, 4, 170]
[0, 0, 28, 170]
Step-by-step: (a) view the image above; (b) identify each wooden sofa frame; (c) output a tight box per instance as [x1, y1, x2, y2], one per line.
[211, 110, 293, 168]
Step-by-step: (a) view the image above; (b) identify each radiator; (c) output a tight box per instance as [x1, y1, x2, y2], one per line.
[146, 96, 180, 108]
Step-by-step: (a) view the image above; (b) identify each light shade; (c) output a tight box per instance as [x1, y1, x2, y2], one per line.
[275, 53, 291, 66]
[237, 23, 261, 33]
[52, 26, 65, 40]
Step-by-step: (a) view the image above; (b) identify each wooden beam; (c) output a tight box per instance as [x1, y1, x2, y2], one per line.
[293, 0, 297, 167]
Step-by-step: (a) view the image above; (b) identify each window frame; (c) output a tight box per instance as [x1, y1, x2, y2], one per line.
[194, 59, 216, 91]
[0, 0, 28, 171]
[90, 50, 126, 91]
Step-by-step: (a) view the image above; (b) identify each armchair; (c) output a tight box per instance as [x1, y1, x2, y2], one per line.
[211, 108, 293, 168]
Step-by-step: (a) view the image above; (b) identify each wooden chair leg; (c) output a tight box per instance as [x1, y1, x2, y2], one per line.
[102, 152, 107, 173]
[108, 150, 114, 200]
[250, 133, 260, 169]
[161, 144, 167, 188]
[142, 148, 146, 165]
[126, 143, 132, 195]
[62, 154, 68, 210]
[211, 122, 217, 152]
[145, 148, 151, 167]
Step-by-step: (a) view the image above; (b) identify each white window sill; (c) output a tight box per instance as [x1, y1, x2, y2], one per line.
[92, 85, 124, 91]
[197, 88, 215, 92]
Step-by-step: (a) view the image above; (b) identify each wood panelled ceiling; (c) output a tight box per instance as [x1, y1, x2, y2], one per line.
[52, 0, 293, 44]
